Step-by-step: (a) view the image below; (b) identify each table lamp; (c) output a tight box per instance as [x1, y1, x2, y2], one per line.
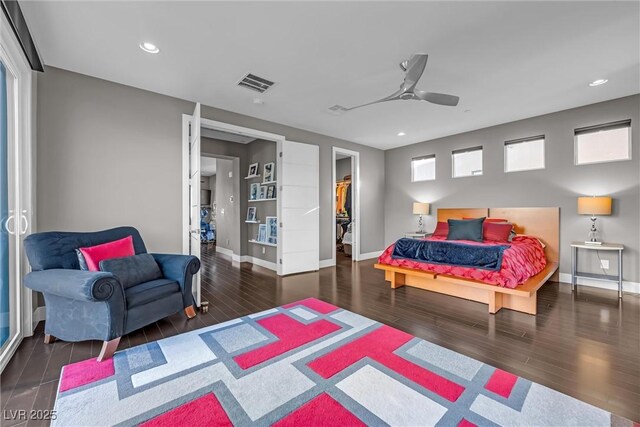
[413, 202, 430, 233]
[577, 196, 611, 245]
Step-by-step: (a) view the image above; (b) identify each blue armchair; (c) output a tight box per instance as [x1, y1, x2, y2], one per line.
[23, 227, 200, 361]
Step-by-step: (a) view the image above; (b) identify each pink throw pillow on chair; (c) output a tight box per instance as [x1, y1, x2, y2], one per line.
[79, 236, 135, 271]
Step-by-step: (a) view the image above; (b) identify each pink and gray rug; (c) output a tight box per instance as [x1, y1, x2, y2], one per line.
[53, 298, 630, 426]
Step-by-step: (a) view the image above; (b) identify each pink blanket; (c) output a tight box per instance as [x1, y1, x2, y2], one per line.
[378, 235, 547, 288]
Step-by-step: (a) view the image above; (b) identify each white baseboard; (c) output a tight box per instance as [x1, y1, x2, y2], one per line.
[215, 246, 234, 257]
[558, 273, 640, 294]
[240, 255, 277, 272]
[33, 306, 45, 331]
[319, 259, 335, 269]
[359, 250, 383, 261]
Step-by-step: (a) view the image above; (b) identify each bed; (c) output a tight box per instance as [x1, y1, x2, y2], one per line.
[374, 207, 559, 315]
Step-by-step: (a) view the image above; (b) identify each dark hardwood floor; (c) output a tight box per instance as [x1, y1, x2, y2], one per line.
[2, 244, 639, 425]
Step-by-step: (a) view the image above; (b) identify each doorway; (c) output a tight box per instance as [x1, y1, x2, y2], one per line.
[332, 147, 360, 266]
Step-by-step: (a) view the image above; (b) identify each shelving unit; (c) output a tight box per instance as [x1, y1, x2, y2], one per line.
[249, 240, 277, 247]
[248, 198, 277, 202]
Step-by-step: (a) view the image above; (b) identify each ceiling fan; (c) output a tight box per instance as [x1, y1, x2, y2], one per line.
[345, 54, 459, 111]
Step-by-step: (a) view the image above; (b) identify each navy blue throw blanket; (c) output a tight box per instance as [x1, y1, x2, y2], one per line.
[391, 238, 510, 271]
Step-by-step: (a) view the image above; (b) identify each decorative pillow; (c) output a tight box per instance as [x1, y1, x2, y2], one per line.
[432, 221, 449, 237]
[447, 218, 485, 242]
[78, 235, 135, 271]
[99, 254, 162, 289]
[75, 249, 89, 271]
[483, 222, 513, 242]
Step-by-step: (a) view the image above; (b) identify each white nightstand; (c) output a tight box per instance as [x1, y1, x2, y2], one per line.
[404, 232, 431, 239]
[570, 241, 624, 298]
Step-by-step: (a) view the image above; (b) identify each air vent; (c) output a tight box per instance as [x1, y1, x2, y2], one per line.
[237, 73, 275, 93]
[328, 104, 348, 115]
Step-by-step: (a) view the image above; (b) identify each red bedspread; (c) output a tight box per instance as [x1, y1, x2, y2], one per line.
[378, 236, 547, 288]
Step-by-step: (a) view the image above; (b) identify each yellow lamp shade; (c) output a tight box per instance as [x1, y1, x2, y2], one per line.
[577, 196, 611, 215]
[413, 202, 430, 215]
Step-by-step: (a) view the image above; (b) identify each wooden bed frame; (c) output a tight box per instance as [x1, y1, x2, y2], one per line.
[374, 207, 559, 315]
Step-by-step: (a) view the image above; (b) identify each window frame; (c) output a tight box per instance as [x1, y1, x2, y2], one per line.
[451, 146, 483, 178]
[574, 120, 632, 166]
[504, 135, 546, 173]
[411, 154, 436, 182]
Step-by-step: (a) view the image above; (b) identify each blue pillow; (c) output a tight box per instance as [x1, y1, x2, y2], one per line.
[99, 254, 162, 289]
[447, 217, 485, 242]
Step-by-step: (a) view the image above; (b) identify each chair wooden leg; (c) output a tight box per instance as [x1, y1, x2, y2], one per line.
[44, 334, 56, 344]
[97, 337, 121, 362]
[184, 305, 197, 319]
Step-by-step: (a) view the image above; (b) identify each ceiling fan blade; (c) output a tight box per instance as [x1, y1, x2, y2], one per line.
[345, 89, 404, 111]
[416, 91, 460, 106]
[400, 54, 428, 92]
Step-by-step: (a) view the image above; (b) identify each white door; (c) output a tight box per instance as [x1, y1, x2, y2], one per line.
[188, 103, 201, 306]
[277, 140, 319, 275]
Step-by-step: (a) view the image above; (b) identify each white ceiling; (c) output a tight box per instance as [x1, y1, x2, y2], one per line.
[201, 157, 216, 177]
[21, 1, 640, 150]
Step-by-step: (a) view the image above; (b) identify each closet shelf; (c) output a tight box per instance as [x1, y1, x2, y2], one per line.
[244, 175, 261, 180]
[261, 180, 277, 185]
[248, 240, 277, 247]
[245, 220, 261, 224]
[248, 198, 277, 202]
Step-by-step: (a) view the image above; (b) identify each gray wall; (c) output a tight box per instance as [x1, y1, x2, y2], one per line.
[36, 66, 386, 268]
[36, 67, 192, 252]
[336, 158, 352, 182]
[384, 95, 640, 282]
[214, 158, 240, 254]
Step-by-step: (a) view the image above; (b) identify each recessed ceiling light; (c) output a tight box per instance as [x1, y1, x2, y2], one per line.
[139, 42, 159, 54]
[397, 132, 406, 136]
[589, 79, 608, 87]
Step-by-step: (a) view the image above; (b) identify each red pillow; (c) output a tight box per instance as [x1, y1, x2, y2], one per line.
[483, 222, 513, 242]
[463, 217, 508, 223]
[79, 236, 135, 271]
[432, 221, 449, 237]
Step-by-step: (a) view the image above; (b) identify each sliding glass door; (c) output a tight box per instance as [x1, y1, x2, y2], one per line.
[0, 60, 12, 350]
[0, 11, 34, 373]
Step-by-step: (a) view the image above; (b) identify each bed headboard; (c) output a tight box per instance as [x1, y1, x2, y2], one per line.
[437, 207, 560, 263]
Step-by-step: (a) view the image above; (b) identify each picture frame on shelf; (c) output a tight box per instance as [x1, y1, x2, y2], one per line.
[257, 224, 267, 242]
[250, 183, 260, 200]
[263, 162, 275, 182]
[266, 185, 275, 199]
[246, 207, 257, 222]
[247, 162, 259, 177]
[266, 216, 278, 244]
[259, 186, 267, 200]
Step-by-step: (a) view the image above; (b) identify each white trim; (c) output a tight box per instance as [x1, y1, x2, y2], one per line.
[319, 259, 335, 269]
[558, 273, 639, 294]
[359, 250, 384, 261]
[215, 246, 235, 258]
[332, 147, 361, 265]
[181, 114, 190, 257]
[32, 306, 45, 330]
[239, 255, 277, 272]
[200, 117, 285, 143]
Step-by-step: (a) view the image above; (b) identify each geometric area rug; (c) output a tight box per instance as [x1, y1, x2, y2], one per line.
[52, 298, 630, 426]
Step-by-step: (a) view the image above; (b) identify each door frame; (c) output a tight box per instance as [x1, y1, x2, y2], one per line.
[331, 147, 361, 265]
[181, 115, 284, 272]
[0, 9, 34, 374]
